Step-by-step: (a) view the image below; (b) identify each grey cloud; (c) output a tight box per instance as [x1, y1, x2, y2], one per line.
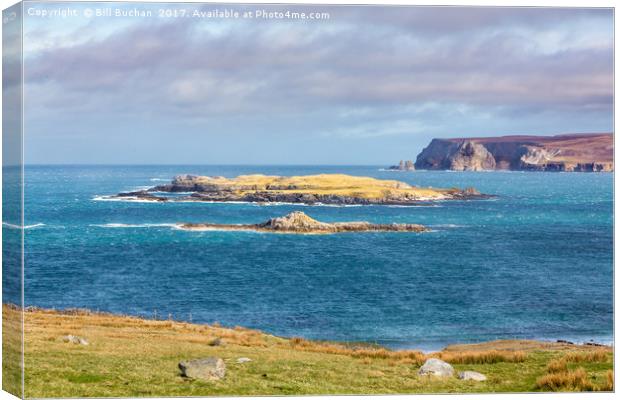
[24, 6, 613, 130]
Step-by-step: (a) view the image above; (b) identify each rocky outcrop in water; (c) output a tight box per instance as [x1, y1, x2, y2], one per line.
[415, 133, 613, 172]
[388, 160, 415, 171]
[179, 211, 428, 234]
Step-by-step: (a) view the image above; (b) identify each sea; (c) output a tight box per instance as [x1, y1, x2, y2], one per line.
[2, 165, 614, 351]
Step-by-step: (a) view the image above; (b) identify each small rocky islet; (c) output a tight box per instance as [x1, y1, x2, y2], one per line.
[178, 211, 428, 234]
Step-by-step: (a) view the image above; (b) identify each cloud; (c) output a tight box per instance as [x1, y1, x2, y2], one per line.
[21, 4, 613, 163]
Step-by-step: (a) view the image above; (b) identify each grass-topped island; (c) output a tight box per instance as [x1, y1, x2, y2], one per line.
[109, 174, 492, 205]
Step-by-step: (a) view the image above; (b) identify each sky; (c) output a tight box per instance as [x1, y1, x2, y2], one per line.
[20, 2, 614, 165]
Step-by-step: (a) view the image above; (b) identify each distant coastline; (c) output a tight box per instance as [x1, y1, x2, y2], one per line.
[410, 132, 613, 172]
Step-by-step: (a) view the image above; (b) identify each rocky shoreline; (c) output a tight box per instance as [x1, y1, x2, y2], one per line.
[109, 173, 493, 205]
[178, 211, 428, 234]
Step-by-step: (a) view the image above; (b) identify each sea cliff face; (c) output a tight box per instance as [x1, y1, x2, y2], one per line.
[415, 133, 613, 172]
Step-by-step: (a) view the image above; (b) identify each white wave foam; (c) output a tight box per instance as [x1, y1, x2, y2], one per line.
[149, 178, 168, 182]
[2, 222, 45, 230]
[92, 196, 161, 203]
[91, 223, 179, 229]
[93, 196, 443, 208]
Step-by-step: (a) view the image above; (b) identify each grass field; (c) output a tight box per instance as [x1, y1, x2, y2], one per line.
[2, 304, 614, 397]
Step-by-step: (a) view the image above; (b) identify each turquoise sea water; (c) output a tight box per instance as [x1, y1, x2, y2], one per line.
[3, 165, 614, 350]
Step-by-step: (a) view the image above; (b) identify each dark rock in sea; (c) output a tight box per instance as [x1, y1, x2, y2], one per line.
[179, 357, 226, 381]
[388, 160, 415, 171]
[116, 190, 168, 202]
[556, 339, 575, 345]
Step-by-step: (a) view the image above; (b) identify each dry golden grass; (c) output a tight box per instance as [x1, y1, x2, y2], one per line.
[176, 174, 453, 200]
[546, 358, 568, 373]
[433, 350, 527, 364]
[602, 370, 614, 391]
[562, 350, 609, 363]
[4, 305, 613, 397]
[536, 368, 594, 391]
[288, 337, 427, 363]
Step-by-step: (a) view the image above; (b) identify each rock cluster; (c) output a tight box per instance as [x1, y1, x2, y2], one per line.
[418, 358, 487, 381]
[180, 211, 428, 234]
[389, 160, 415, 171]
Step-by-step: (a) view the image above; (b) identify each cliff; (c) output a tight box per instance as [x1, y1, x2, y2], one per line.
[112, 173, 492, 205]
[179, 211, 428, 234]
[415, 133, 613, 172]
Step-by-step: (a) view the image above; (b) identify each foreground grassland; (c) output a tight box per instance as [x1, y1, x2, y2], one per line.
[4, 305, 613, 397]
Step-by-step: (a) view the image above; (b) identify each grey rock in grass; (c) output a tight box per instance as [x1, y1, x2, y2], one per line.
[418, 358, 454, 378]
[62, 335, 89, 345]
[236, 357, 252, 364]
[179, 357, 226, 381]
[458, 371, 487, 381]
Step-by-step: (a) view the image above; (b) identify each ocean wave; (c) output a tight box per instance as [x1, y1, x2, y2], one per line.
[431, 224, 464, 228]
[386, 204, 441, 208]
[149, 178, 168, 182]
[92, 195, 161, 203]
[91, 223, 180, 229]
[2, 222, 46, 230]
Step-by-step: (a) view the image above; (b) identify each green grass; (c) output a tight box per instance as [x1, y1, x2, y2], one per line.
[3, 305, 613, 397]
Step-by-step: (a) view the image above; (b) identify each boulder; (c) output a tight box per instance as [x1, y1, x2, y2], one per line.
[458, 371, 487, 381]
[236, 357, 252, 364]
[179, 357, 226, 381]
[62, 335, 89, 345]
[418, 358, 454, 378]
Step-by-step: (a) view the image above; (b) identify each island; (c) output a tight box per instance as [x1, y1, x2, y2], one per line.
[414, 133, 613, 171]
[178, 211, 428, 234]
[110, 173, 492, 205]
[388, 160, 415, 171]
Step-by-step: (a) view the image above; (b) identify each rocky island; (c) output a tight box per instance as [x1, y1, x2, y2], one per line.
[111, 173, 491, 205]
[414, 133, 613, 172]
[388, 160, 415, 171]
[179, 211, 428, 234]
